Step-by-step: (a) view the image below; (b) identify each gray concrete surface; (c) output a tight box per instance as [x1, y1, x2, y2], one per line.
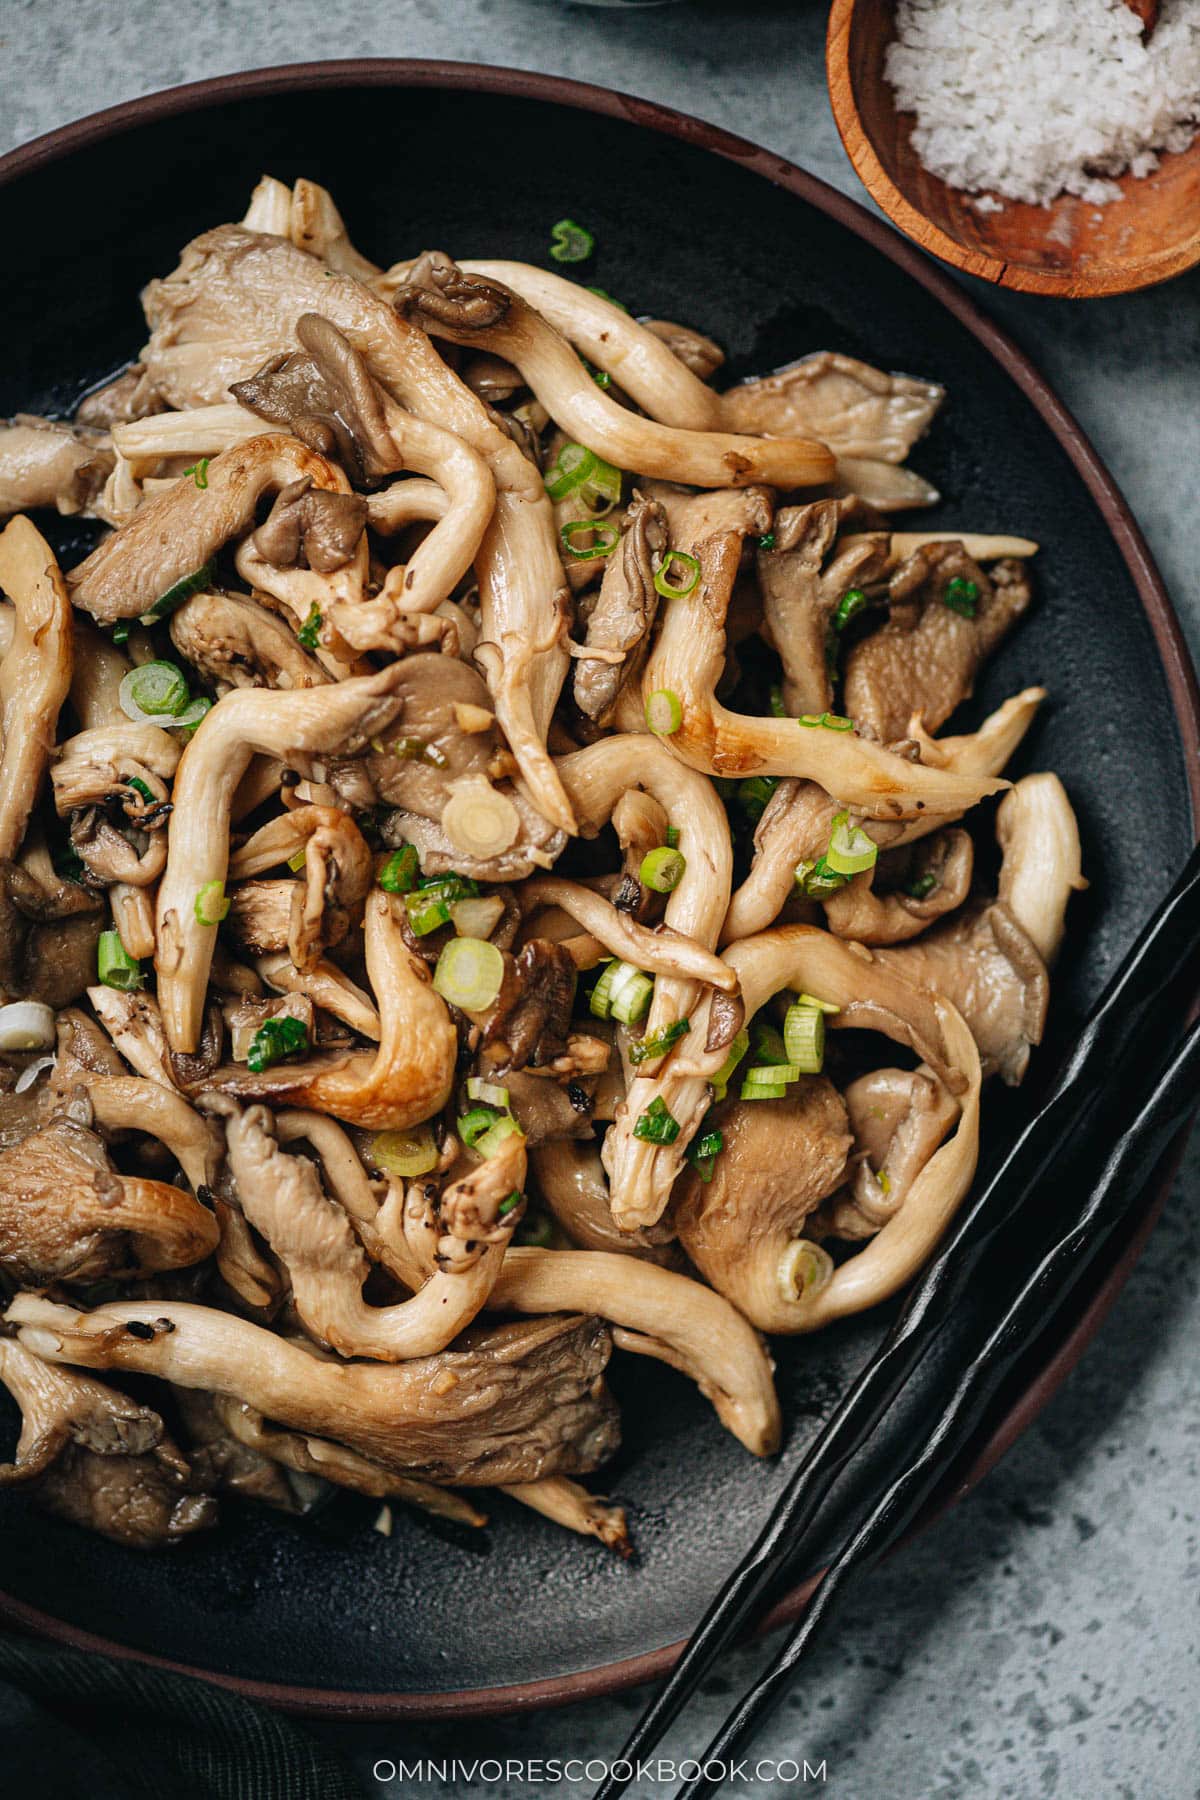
[3, 3, 1198, 1795]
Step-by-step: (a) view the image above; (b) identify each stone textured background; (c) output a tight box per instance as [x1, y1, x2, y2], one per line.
[2, 2, 1197, 1794]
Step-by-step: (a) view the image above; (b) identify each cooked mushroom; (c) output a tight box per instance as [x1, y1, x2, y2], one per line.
[674, 1082, 853, 1331]
[573, 491, 668, 721]
[721, 349, 944, 465]
[171, 590, 330, 692]
[0, 517, 73, 862]
[10, 1297, 621, 1487]
[821, 826, 975, 946]
[819, 1066, 960, 1240]
[394, 257, 834, 490]
[995, 772, 1085, 967]
[758, 500, 891, 716]
[0, 1340, 216, 1547]
[228, 806, 373, 968]
[0, 857, 104, 1008]
[638, 492, 1008, 819]
[843, 545, 1033, 743]
[154, 664, 404, 1052]
[519, 877, 735, 994]
[209, 1096, 520, 1359]
[499, 1476, 630, 1556]
[51, 723, 179, 889]
[530, 1139, 674, 1259]
[0, 415, 114, 519]
[0, 1089, 219, 1283]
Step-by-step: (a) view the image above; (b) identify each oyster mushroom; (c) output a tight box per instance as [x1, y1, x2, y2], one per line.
[0, 516, 73, 862]
[0, 1089, 218, 1283]
[51, 723, 179, 889]
[572, 490, 669, 723]
[9, 1296, 621, 1487]
[529, 1139, 674, 1260]
[227, 805, 373, 969]
[819, 1066, 960, 1240]
[0, 1340, 216, 1548]
[393, 257, 834, 490]
[0, 415, 114, 520]
[639, 492, 1008, 819]
[821, 827, 976, 946]
[995, 772, 1085, 967]
[170, 590, 330, 693]
[758, 499, 891, 717]
[153, 664, 405, 1052]
[499, 1476, 631, 1556]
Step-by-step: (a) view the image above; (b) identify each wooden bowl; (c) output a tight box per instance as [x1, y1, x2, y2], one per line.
[827, 0, 1200, 296]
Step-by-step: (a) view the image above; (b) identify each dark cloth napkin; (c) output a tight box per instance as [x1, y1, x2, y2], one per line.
[0, 1631, 363, 1799]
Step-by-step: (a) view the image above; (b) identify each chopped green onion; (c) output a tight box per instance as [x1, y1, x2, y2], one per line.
[758, 532, 776, 551]
[740, 1080, 786, 1100]
[246, 1014, 308, 1073]
[653, 549, 701, 599]
[297, 602, 322, 650]
[943, 576, 979, 618]
[544, 442, 622, 512]
[737, 776, 778, 823]
[458, 1106, 500, 1149]
[433, 936, 505, 1011]
[751, 1020, 790, 1065]
[561, 519, 619, 560]
[904, 871, 938, 901]
[589, 958, 653, 1025]
[124, 775, 155, 803]
[120, 661, 190, 719]
[287, 846, 308, 873]
[743, 1062, 802, 1086]
[824, 810, 879, 877]
[549, 218, 594, 263]
[588, 961, 618, 1019]
[711, 1027, 750, 1100]
[498, 1190, 523, 1217]
[591, 367, 611, 390]
[111, 621, 131, 645]
[193, 880, 229, 926]
[587, 287, 628, 312]
[139, 561, 214, 623]
[378, 845, 419, 894]
[404, 891, 452, 936]
[371, 1125, 438, 1177]
[645, 689, 683, 737]
[833, 588, 867, 632]
[467, 1077, 511, 1109]
[794, 855, 849, 899]
[176, 696, 212, 736]
[640, 846, 686, 893]
[182, 457, 210, 490]
[628, 1019, 690, 1065]
[877, 1168, 892, 1195]
[97, 930, 143, 992]
[783, 1000, 826, 1074]
[665, 826, 681, 849]
[418, 872, 480, 902]
[768, 684, 787, 718]
[796, 991, 840, 1014]
[633, 1096, 681, 1145]
[475, 1114, 525, 1159]
[685, 1122, 724, 1182]
[798, 711, 855, 731]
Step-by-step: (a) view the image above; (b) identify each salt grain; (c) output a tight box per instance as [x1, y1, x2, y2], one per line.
[884, 0, 1200, 206]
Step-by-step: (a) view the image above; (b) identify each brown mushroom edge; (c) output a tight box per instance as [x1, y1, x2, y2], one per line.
[0, 56, 1196, 1720]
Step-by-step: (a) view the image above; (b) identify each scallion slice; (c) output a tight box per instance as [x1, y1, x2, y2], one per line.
[371, 1125, 438, 1177]
[139, 561, 215, 623]
[246, 1014, 308, 1073]
[833, 587, 867, 632]
[450, 895, 506, 941]
[943, 576, 979, 618]
[711, 1027, 750, 1100]
[740, 1080, 787, 1100]
[119, 661, 190, 720]
[467, 1077, 511, 1109]
[737, 776, 778, 822]
[404, 891, 452, 937]
[798, 711, 855, 732]
[123, 775, 155, 804]
[193, 880, 230, 926]
[544, 442, 622, 511]
[632, 1096, 680, 1144]
[742, 1062, 802, 1086]
[665, 825, 681, 849]
[795, 991, 840, 1014]
[904, 871, 938, 901]
[609, 962, 653, 1026]
[498, 1189, 524, 1218]
[297, 602, 322, 650]
[783, 1000, 826, 1074]
[561, 519, 619, 560]
[640, 846, 686, 893]
[628, 1018, 690, 1065]
[768, 684, 788, 718]
[653, 549, 701, 599]
[176, 696, 212, 735]
[824, 810, 879, 877]
[549, 218, 594, 263]
[378, 845, 419, 894]
[794, 855, 849, 899]
[685, 1122, 724, 1183]
[757, 531, 776, 551]
[97, 930, 143, 992]
[433, 936, 505, 1011]
[182, 457, 210, 490]
[645, 689, 683, 737]
[458, 1106, 500, 1149]
[475, 1113, 525, 1159]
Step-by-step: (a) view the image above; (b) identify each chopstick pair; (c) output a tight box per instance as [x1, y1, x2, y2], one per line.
[595, 839, 1200, 1800]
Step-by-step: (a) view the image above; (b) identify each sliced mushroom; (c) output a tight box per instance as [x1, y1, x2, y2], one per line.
[0, 516, 73, 862]
[154, 664, 405, 1052]
[0, 1339, 216, 1548]
[0, 1089, 218, 1283]
[843, 545, 1033, 743]
[209, 1097, 519, 1360]
[639, 495, 1007, 820]
[256, 951, 380, 1041]
[674, 1082, 853, 1331]
[394, 257, 833, 490]
[10, 1297, 621, 1487]
[171, 590, 330, 693]
[0, 415, 114, 519]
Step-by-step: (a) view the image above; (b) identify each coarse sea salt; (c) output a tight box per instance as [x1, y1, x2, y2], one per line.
[884, 0, 1200, 207]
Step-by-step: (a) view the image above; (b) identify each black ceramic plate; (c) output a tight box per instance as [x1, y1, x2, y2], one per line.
[0, 63, 1196, 1718]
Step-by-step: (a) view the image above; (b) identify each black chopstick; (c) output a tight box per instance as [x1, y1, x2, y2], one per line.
[671, 1008, 1200, 1800]
[596, 839, 1200, 1800]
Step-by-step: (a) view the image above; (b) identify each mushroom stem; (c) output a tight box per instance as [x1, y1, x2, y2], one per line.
[996, 773, 1085, 968]
[0, 516, 72, 862]
[499, 1476, 632, 1556]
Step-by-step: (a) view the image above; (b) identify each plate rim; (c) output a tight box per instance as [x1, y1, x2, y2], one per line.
[1, 55, 1197, 1720]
